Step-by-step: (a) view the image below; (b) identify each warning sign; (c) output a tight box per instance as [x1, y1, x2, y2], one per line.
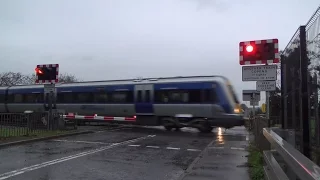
[256, 81, 276, 91]
[242, 65, 277, 81]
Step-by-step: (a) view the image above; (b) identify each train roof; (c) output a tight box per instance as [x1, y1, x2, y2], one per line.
[5, 75, 232, 89]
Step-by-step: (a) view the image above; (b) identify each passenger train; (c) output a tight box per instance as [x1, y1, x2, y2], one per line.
[0, 75, 244, 132]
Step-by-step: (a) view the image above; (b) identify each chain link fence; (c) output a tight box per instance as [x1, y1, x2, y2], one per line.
[272, 5, 320, 164]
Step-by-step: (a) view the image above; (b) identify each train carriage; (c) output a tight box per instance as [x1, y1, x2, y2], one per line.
[0, 75, 244, 132]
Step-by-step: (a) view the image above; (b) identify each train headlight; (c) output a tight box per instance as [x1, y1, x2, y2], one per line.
[234, 104, 241, 114]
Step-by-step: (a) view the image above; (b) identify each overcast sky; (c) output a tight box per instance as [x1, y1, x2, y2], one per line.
[0, 0, 319, 105]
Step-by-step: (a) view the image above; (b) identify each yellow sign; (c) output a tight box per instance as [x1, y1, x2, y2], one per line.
[261, 103, 266, 113]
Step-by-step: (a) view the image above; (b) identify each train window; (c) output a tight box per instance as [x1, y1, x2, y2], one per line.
[155, 89, 202, 103]
[34, 93, 44, 103]
[188, 90, 201, 103]
[75, 92, 92, 103]
[0, 94, 4, 103]
[137, 90, 142, 102]
[24, 94, 35, 103]
[203, 89, 217, 103]
[155, 90, 190, 103]
[13, 94, 23, 103]
[227, 85, 239, 104]
[57, 92, 73, 103]
[93, 91, 108, 103]
[155, 90, 169, 103]
[145, 90, 151, 102]
[169, 91, 186, 103]
[127, 91, 134, 102]
[111, 91, 133, 103]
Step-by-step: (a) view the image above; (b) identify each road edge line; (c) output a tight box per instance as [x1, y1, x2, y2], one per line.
[0, 130, 95, 149]
[177, 137, 216, 180]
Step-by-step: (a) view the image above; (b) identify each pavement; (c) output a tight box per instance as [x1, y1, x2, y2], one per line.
[0, 125, 250, 180]
[179, 126, 250, 180]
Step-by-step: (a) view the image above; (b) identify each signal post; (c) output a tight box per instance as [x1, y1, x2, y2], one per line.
[239, 39, 279, 123]
[35, 64, 60, 130]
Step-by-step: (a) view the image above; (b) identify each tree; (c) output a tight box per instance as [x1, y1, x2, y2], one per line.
[0, 72, 80, 86]
[0, 72, 32, 86]
[269, 87, 281, 117]
[25, 73, 80, 84]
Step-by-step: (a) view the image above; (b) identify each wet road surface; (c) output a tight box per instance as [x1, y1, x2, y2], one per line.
[0, 126, 250, 180]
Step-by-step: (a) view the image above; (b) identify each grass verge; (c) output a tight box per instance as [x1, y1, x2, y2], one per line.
[0, 128, 79, 144]
[248, 143, 264, 180]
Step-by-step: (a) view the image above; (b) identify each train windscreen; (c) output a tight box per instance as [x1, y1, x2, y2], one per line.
[227, 84, 240, 104]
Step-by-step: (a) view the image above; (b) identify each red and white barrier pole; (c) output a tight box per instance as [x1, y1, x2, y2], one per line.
[63, 115, 136, 122]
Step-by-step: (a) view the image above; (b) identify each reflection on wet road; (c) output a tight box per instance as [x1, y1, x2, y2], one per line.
[0, 126, 250, 180]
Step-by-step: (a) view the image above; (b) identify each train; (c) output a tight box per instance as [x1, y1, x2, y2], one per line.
[0, 75, 244, 133]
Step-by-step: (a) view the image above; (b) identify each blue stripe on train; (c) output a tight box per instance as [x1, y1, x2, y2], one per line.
[153, 82, 213, 90]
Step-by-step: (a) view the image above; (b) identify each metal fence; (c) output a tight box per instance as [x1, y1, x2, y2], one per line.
[0, 111, 66, 138]
[248, 116, 320, 180]
[278, 5, 320, 162]
[248, 116, 270, 150]
[263, 127, 320, 180]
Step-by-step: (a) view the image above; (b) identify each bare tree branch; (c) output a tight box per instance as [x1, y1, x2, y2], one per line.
[0, 72, 80, 86]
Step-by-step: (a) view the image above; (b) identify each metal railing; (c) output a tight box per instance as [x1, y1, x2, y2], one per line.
[0, 111, 67, 138]
[0, 112, 49, 138]
[263, 127, 320, 180]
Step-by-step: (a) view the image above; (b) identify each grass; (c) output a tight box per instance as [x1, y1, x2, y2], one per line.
[0, 127, 79, 143]
[248, 143, 264, 180]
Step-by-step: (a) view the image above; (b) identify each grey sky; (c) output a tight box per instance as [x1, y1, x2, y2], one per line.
[0, 0, 319, 104]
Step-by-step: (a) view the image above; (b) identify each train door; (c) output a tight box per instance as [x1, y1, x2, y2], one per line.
[134, 84, 154, 115]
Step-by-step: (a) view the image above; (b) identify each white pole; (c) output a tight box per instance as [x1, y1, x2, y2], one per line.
[266, 91, 270, 119]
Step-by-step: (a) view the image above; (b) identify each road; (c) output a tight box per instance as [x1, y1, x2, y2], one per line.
[0, 126, 250, 180]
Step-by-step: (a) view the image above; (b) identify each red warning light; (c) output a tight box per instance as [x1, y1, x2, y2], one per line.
[35, 68, 43, 75]
[246, 45, 254, 52]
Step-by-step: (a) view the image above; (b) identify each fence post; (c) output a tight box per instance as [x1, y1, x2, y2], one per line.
[299, 25, 311, 158]
[314, 72, 319, 146]
[281, 56, 288, 129]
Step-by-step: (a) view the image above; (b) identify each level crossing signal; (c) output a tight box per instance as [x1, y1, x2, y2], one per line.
[239, 39, 279, 65]
[35, 64, 59, 84]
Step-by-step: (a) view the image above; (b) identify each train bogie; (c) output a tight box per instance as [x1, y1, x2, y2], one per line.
[153, 104, 225, 118]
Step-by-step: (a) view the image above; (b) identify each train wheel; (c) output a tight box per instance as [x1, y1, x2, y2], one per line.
[197, 122, 213, 133]
[198, 127, 213, 133]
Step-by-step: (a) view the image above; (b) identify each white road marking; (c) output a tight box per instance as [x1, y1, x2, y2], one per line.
[231, 147, 246, 151]
[187, 149, 201, 152]
[109, 127, 132, 132]
[166, 147, 180, 150]
[128, 145, 201, 152]
[208, 146, 224, 149]
[0, 135, 155, 180]
[94, 127, 132, 133]
[128, 144, 141, 147]
[95, 131, 105, 133]
[52, 139, 110, 145]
